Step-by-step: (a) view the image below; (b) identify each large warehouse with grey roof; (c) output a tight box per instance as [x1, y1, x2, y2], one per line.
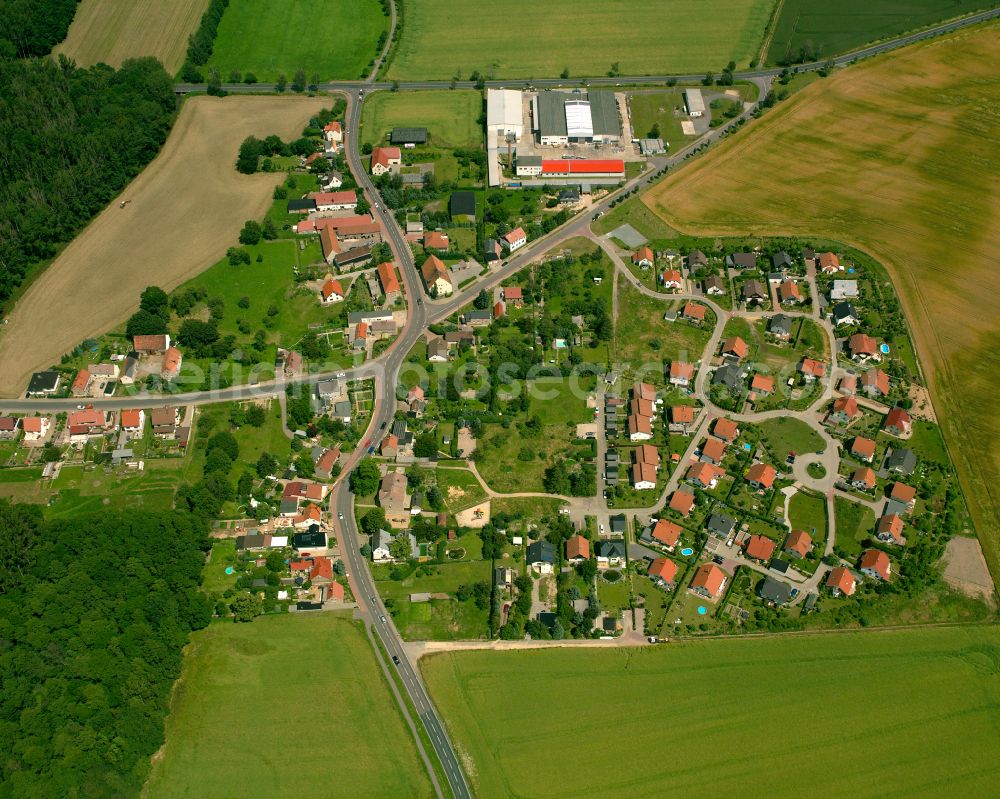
[532, 90, 621, 145]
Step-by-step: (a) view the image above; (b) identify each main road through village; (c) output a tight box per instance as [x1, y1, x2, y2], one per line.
[3, 11, 997, 796]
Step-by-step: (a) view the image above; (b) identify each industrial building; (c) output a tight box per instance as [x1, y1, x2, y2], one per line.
[515, 157, 624, 179]
[486, 89, 524, 141]
[684, 88, 706, 118]
[533, 90, 622, 146]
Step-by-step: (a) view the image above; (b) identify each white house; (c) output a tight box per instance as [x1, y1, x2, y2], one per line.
[20, 416, 51, 442]
[372, 530, 393, 563]
[323, 121, 343, 148]
[320, 277, 345, 304]
[502, 227, 527, 252]
[312, 190, 356, 212]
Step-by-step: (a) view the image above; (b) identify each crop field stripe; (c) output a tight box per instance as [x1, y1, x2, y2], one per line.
[422, 626, 1000, 798]
[55, 0, 209, 75]
[386, 0, 777, 80]
[643, 21, 1000, 583]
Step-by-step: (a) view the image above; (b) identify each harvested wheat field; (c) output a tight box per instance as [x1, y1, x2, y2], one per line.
[645, 22, 1000, 579]
[55, 0, 208, 74]
[0, 95, 328, 397]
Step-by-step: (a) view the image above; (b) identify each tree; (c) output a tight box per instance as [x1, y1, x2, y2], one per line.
[140, 285, 169, 318]
[389, 535, 412, 561]
[244, 404, 266, 426]
[362, 507, 386, 535]
[261, 217, 278, 240]
[231, 592, 263, 622]
[276, 73, 287, 92]
[292, 69, 307, 92]
[255, 451, 278, 477]
[473, 289, 489, 310]
[355, 196, 371, 215]
[413, 431, 438, 458]
[310, 73, 320, 91]
[244, 72, 257, 84]
[295, 451, 315, 478]
[125, 309, 167, 338]
[561, 67, 569, 79]
[239, 220, 262, 245]
[177, 318, 219, 350]
[350, 458, 381, 496]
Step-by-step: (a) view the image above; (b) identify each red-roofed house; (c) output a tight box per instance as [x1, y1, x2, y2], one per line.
[660, 269, 683, 289]
[669, 405, 696, 433]
[746, 462, 777, 490]
[721, 336, 748, 360]
[799, 358, 826, 381]
[71, 369, 92, 396]
[778, 280, 803, 304]
[312, 190, 357, 211]
[649, 557, 679, 589]
[669, 489, 696, 516]
[424, 231, 450, 250]
[829, 396, 861, 425]
[883, 407, 912, 437]
[502, 227, 527, 252]
[700, 437, 727, 465]
[377, 262, 400, 298]
[681, 301, 707, 322]
[133, 334, 170, 353]
[120, 409, 144, 434]
[326, 580, 345, 602]
[750, 373, 775, 397]
[860, 548, 891, 581]
[744, 534, 776, 562]
[502, 286, 523, 306]
[651, 519, 681, 550]
[687, 462, 723, 489]
[848, 333, 881, 363]
[380, 434, 399, 458]
[669, 361, 695, 388]
[636, 444, 660, 469]
[353, 320, 369, 351]
[628, 413, 652, 441]
[850, 436, 876, 462]
[161, 347, 183, 379]
[889, 482, 917, 508]
[323, 120, 343, 146]
[293, 503, 323, 528]
[784, 530, 812, 559]
[712, 417, 739, 443]
[630, 397, 654, 419]
[826, 567, 856, 596]
[861, 368, 891, 397]
[315, 447, 341, 480]
[320, 225, 341, 264]
[371, 146, 401, 175]
[851, 467, 877, 492]
[309, 556, 334, 584]
[632, 462, 657, 489]
[493, 300, 505, 318]
[818, 252, 842, 273]
[320, 277, 345, 304]
[421, 255, 453, 297]
[690, 563, 727, 598]
[876, 514, 906, 546]
[21, 415, 51, 441]
[566, 534, 590, 563]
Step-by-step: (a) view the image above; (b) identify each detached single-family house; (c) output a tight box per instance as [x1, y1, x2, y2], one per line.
[120, 409, 145, 435]
[632, 246, 654, 268]
[370, 146, 401, 175]
[502, 286, 523, 307]
[883, 407, 912, 437]
[784, 530, 812, 559]
[746, 462, 777, 490]
[860, 548, 891, 581]
[669, 361, 695, 388]
[818, 252, 843, 273]
[876, 514, 906, 546]
[687, 462, 723, 489]
[726, 252, 757, 270]
[885, 448, 917, 476]
[596, 540, 626, 570]
[700, 437, 727, 465]
[826, 567, 857, 596]
[848, 333, 881, 363]
[832, 301, 860, 326]
[712, 362, 746, 392]
[768, 313, 792, 340]
[502, 227, 527, 252]
[71, 369, 92, 396]
[661, 269, 683, 289]
[632, 462, 657, 489]
[778, 280, 802, 304]
[323, 120, 343, 146]
[721, 336, 748, 361]
[648, 557, 679, 589]
[669, 488, 696, 516]
[668, 405, 695, 433]
[750, 373, 775, 397]
[527, 540, 556, 573]
[627, 413, 652, 441]
[712, 417, 739, 443]
[772, 251, 793, 270]
[850, 436, 877, 462]
[681, 302, 707, 323]
[741, 280, 768, 305]
[889, 482, 917, 509]
[744, 534, 776, 562]
[759, 577, 792, 606]
[851, 466, 877, 492]
[26, 371, 61, 397]
[21, 416, 52, 441]
[690, 563, 727, 599]
[707, 512, 737, 539]
[650, 519, 681, 550]
[565, 534, 590, 563]
[799, 358, 826, 382]
[828, 396, 861, 425]
[483, 238, 502, 262]
[424, 231, 450, 251]
[688, 250, 709, 269]
[372, 530, 393, 563]
[320, 277, 345, 304]
[703, 275, 726, 295]
[861, 368, 890, 397]
[378, 471, 409, 516]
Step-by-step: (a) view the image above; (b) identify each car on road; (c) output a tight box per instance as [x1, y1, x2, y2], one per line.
[367, 446, 375, 454]
[338, 512, 344, 520]
[380, 422, 387, 430]
[337, 371, 345, 377]
[380, 615, 387, 624]
[392, 655, 401, 665]
[417, 298, 423, 305]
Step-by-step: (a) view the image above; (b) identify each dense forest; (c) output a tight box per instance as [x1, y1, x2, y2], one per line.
[0, 501, 213, 797]
[0, 55, 177, 308]
[0, 0, 79, 58]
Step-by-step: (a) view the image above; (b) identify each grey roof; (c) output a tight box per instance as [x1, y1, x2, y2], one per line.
[770, 558, 790, 574]
[316, 378, 342, 397]
[27, 371, 60, 393]
[707, 512, 737, 537]
[537, 91, 568, 137]
[390, 127, 427, 144]
[598, 539, 626, 559]
[712, 362, 746, 391]
[293, 530, 326, 550]
[517, 155, 543, 166]
[334, 244, 373, 266]
[462, 309, 492, 322]
[769, 313, 792, 335]
[527, 540, 556, 564]
[588, 90, 621, 136]
[759, 577, 792, 605]
[832, 301, 859, 324]
[610, 514, 627, 533]
[728, 252, 757, 269]
[884, 498, 910, 518]
[885, 448, 917, 475]
[333, 401, 352, 418]
[742, 279, 767, 298]
[236, 534, 267, 551]
[688, 250, 708, 267]
[279, 499, 299, 514]
[348, 310, 393, 325]
[450, 191, 476, 217]
[287, 198, 316, 212]
[703, 275, 725, 292]
[605, 450, 619, 463]
[772, 251, 793, 269]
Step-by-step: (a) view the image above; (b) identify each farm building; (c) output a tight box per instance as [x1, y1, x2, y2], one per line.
[684, 88, 706, 117]
[390, 127, 428, 146]
[533, 90, 621, 145]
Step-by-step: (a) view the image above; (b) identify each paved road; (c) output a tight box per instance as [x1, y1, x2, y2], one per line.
[172, 7, 1000, 95]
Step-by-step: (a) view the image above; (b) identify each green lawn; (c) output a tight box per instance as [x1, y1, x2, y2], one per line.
[423, 625, 1000, 798]
[386, 0, 775, 79]
[201, 539, 238, 594]
[767, 0, 989, 65]
[835, 496, 875, 557]
[907, 419, 949, 464]
[788, 489, 827, 538]
[593, 196, 680, 242]
[183, 400, 291, 484]
[628, 91, 694, 152]
[361, 89, 483, 149]
[436, 467, 488, 512]
[757, 417, 824, 461]
[45, 461, 184, 519]
[614, 281, 713, 381]
[145, 613, 434, 797]
[206, 0, 388, 81]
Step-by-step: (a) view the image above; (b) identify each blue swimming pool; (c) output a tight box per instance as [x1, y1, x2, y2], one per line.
[743, 443, 752, 451]
[697, 606, 707, 615]
[224, 567, 234, 575]
[680, 547, 694, 557]
[880, 343, 890, 354]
